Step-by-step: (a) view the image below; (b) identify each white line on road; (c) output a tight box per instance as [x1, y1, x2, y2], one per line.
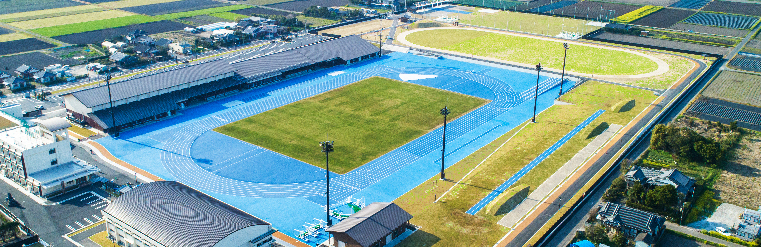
[75, 221, 84, 228]
[67, 225, 76, 231]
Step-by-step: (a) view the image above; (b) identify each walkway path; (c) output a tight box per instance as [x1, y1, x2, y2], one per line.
[665, 222, 743, 247]
[396, 27, 670, 80]
[466, 110, 605, 215]
[497, 124, 622, 228]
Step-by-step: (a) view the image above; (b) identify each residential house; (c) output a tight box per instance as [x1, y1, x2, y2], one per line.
[110, 52, 136, 66]
[45, 64, 73, 81]
[625, 165, 696, 197]
[0, 117, 99, 197]
[125, 30, 148, 43]
[155, 38, 172, 48]
[0, 71, 10, 80]
[597, 202, 665, 245]
[15, 64, 38, 79]
[326, 202, 413, 247]
[197, 22, 237, 32]
[102, 181, 275, 247]
[3, 76, 27, 90]
[168, 42, 192, 55]
[33, 70, 56, 84]
[133, 43, 154, 57]
[134, 36, 155, 45]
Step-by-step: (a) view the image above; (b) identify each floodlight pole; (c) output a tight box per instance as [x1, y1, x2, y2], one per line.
[320, 140, 334, 227]
[440, 106, 450, 180]
[559, 43, 569, 98]
[105, 74, 118, 137]
[533, 63, 542, 123]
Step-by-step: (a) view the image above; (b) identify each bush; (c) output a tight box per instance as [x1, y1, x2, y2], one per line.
[645, 185, 678, 211]
[702, 230, 759, 247]
[604, 177, 627, 201]
[585, 223, 609, 245]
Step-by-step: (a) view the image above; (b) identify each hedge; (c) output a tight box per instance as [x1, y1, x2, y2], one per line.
[702, 230, 759, 247]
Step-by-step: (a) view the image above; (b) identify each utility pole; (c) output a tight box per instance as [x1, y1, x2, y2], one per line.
[320, 140, 334, 227]
[106, 74, 118, 137]
[533, 63, 542, 123]
[439, 106, 450, 180]
[560, 43, 569, 98]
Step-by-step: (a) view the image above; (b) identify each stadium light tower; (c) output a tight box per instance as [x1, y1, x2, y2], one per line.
[439, 106, 450, 180]
[105, 73, 119, 137]
[533, 63, 542, 123]
[559, 43, 569, 98]
[320, 140, 334, 227]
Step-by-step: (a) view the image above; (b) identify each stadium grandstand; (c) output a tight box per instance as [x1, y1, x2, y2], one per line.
[63, 35, 380, 133]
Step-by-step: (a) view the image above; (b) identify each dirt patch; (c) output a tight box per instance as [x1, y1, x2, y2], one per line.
[320, 19, 395, 36]
[713, 132, 761, 209]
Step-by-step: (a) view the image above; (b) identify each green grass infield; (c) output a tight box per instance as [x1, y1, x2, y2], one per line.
[405, 29, 659, 76]
[214, 77, 488, 174]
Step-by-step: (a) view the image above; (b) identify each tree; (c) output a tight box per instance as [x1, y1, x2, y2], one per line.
[627, 182, 645, 204]
[611, 231, 628, 247]
[604, 177, 627, 201]
[585, 223, 609, 244]
[730, 121, 738, 132]
[694, 140, 722, 165]
[0, 222, 20, 241]
[651, 124, 668, 151]
[645, 185, 678, 211]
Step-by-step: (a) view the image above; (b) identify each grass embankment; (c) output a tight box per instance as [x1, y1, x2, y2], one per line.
[31, 5, 252, 37]
[69, 125, 97, 138]
[450, 11, 596, 36]
[405, 29, 659, 76]
[0, 5, 103, 23]
[394, 81, 658, 247]
[88, 231, 118, 247]
[214, 77, 487, 174]
[0, 117, 17, 130]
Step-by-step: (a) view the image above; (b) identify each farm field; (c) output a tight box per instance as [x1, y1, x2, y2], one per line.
[230, 7, 293, 17]
[713, 132, 761, 209]
[404, 29, 658, 75]
[611, 5, 661, 24]
[702, 71, 761, 107]
[237, 0, 295, 5]
[8, 10, 135, 30]
[529, 0, 579, 14]
[120, 0, 229, 16]
[0, 117, 16, 130]
[453, 0, 524, 10]
[0, 52, 71, 74]
[742, 39, 761, 54]
[0, 33, 32, 42]
[451, 10, 596, 36]
[682, 12, 759, 30]
[209, 12, 249, 21]
[265, 0, 350, 12]
[670, 23, 750, 38]
[297, 16, 340, 27]
[395, 81, 658, 247]
[669, 0, 711, 9]
[630, 8, 695, 28]
[595, 0, 676, 6]
[0, 0, 82, 15]
[214, 77, 487, 174]
[0, 27, 10, 35]
[178, 15, 229, 26]
[702, 1, 761, 17]
[84, 0, 123, 3]
[0, 5, 103, 23]
[553, 1, 640, 20]
[152, 5, 252, 20]
[320, 19, 395, 36]
[0, 39, 56, 56]
[52, 20, 190, 44]
[585, 31, 729, 56]
[97, 0, 182, 9]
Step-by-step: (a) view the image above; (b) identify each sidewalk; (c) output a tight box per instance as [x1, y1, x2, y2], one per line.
[82, 139, 162, 183]
[497, 124, 622, 229]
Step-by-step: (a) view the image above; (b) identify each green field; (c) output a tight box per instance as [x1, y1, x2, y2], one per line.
[208, 12, 249, 21]
[10, 10, 134, 29]
[214, 77, 487, 174]
[97, 0, 182, 9]
[393, 81, 658, 247]
[702, 70, 761, 107]
[405, 29, 659, 75]
[297, 16, 340, 27]
[31, 5, 252, 37]
[629, 52, 693, 90]
[451, 11, 598, 37]
[0, 5, 103, 22]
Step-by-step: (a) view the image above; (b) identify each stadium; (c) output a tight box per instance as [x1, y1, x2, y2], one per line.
[65, 34, 575, 244]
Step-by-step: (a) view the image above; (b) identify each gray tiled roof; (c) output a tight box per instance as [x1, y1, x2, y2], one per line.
[625, 166, 695, 195]
[326, 202, 412, 247]
[103, 181, 268, 247]
[598, 202, 664, 235]
[69, 35, 376, 109]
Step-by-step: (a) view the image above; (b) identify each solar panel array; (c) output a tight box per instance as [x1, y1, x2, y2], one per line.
[729, 55, 761, 73]
[688, 100, 761, 126]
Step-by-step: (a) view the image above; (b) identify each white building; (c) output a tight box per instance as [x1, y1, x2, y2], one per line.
[102, 181, 275, 247]
[197, 22, 237, 32]
[168, 42, 192, 55]
[0, 117, 99, 197]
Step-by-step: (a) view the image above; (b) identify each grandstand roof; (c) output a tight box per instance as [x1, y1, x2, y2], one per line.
[103, 181, 268, 247]
[68, 35, 377, 109]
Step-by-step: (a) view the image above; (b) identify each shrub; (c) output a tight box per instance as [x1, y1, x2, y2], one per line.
[603, 177, 627, 201]
[702, 230, 760, 247]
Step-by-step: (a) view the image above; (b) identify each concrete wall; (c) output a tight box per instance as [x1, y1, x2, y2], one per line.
[63, 94, 92, 115]
[22, 140, 72, 174]
[213, 225, 272, 247]
[103, 212, 165, 247]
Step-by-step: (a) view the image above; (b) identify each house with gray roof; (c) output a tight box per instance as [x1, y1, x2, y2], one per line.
[3, 76, 27, 91]
[625, 165, 695, 196]
[102, 181, 275, 247]
[326, 202, 413, 247]
[110, 52, 136, 65]
[15, 64, 38, 79]
[33, 70, 56, 84]
[597, 202, 665, 243]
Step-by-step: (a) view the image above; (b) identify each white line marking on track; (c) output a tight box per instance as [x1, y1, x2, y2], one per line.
[66, 225, 76, 231]
[75, 221, 84, 227]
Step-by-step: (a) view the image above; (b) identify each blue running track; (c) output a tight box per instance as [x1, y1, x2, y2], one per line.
[465, 109, 605, 215]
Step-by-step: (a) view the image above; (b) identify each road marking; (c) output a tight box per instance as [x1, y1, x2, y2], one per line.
[84, 218, 93, 224]
[94, 203, 109, 210]
[86, 199, 101, 205]
[66, 225, 76, 231]
[91, 200, 108, 207]
[75, 221, 84, 228]
[80, 195, 94, 201]
[92, 215, 102, 221]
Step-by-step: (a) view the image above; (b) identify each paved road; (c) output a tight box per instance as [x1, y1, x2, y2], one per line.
[665, 222, 743, 247]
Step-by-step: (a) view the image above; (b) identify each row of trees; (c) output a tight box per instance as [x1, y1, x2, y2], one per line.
[304, 6, 364, 20]
[604, 177, 680, 217]
[650, 123, 739, 167]
[584, 223, 629, 247]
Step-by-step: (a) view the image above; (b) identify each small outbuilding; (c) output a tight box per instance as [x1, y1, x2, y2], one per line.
[326, 202, 413, 247]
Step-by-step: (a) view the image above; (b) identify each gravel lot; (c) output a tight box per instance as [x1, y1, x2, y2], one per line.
[0, 38, 56, 56]
[52, 20, 191, 45]
[630, 8, 696, 28]
[265, 0, 350, 12]
[688, 203, 744, 231]
[670, 23, 750, 38]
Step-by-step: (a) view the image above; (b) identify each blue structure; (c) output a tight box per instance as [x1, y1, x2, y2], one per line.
[570, 240, 595, 247]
